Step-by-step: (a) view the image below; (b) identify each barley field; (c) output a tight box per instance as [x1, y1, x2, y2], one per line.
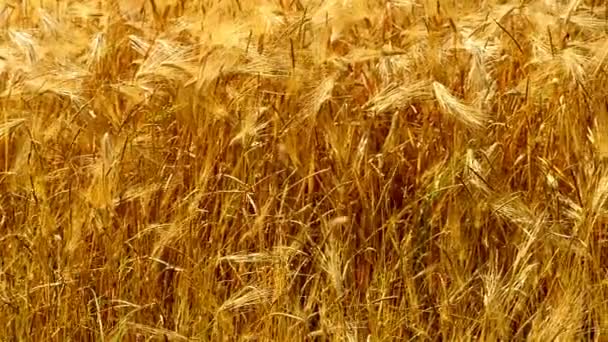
[0, 0, 607, 340]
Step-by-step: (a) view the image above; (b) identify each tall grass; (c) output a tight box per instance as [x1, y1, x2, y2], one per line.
[0, 0, 607, 340]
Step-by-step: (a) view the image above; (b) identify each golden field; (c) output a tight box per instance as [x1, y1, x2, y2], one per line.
[0, 0, 607, 340]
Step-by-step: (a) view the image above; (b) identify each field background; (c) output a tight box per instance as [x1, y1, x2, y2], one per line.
[0, 0, 607, 340]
